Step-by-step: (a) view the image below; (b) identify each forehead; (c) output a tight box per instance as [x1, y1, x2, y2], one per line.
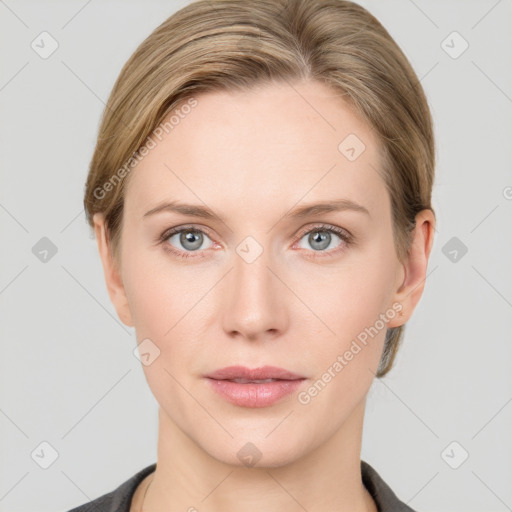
[125, 79, 387, 219]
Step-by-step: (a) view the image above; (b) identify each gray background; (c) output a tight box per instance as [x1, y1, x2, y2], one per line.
[1, 1, 511, 511]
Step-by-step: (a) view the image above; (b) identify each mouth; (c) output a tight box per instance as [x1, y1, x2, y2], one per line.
[225, 378, 283, 383]
[205, 365, 306, 381]
[204, 366, 306, 408]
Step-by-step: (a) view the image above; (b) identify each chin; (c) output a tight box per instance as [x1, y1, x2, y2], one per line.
[201, 430, 309, 469]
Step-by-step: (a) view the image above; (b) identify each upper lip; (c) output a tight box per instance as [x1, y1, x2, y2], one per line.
[206, 365, 305, 381]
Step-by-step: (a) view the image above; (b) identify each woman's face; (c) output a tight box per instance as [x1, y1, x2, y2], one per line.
[98, 79, 414, 467]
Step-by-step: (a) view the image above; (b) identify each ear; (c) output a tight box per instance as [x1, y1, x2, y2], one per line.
[387, 209, 436, 328]
[92, 213, 134, 327]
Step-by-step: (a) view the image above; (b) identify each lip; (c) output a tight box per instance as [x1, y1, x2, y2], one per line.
[206, 365, 305, 381]
[205, 366, 306, 408]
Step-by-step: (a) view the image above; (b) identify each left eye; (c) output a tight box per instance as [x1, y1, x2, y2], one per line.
[296, 226, 349, 252]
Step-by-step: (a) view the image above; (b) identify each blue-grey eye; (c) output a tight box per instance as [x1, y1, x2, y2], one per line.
[297, 229, 343, 252]
[169, 229, 212, 251]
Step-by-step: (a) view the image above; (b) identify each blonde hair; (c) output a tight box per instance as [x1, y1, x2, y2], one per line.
[84, 0, 435, 377]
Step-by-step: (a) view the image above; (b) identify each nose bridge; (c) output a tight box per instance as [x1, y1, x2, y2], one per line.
[222, 236, 286, 339]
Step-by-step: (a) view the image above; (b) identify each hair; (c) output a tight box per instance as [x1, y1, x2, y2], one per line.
[83, 0, 435, 378]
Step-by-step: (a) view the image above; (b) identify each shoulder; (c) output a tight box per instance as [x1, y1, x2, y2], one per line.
[361, 459, 418, 512]
[65, 463, 157, 512]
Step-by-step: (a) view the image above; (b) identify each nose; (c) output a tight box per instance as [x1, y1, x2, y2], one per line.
[221, 244, 289, 342]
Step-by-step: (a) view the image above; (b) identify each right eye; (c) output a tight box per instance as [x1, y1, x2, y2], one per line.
[159, 226, 216, 259]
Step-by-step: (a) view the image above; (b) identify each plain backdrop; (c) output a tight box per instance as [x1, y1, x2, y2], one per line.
[0, 1, 511, 511]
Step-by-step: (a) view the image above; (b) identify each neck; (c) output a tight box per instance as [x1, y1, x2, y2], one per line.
[143, 399, 376, 512]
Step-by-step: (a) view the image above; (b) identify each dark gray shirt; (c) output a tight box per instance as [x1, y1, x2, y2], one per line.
[67, 460, 417, 512]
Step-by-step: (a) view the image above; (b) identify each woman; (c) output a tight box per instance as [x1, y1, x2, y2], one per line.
[69, 0, 436, 510]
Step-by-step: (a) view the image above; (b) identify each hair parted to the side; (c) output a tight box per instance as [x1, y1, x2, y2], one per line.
[83, 0, 435, 378]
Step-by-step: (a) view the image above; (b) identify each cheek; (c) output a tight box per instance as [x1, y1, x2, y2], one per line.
[299, 251, 395, 341]
[121, 239, 197, 335]
[121, 247, 201, 403]
[295, 260, 394, 422]
[121, 243, 213, 376]
[123, 262, 171, 338]
[294, 245, 397, 382]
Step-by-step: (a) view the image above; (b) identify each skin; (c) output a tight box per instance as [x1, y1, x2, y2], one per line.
[93, 79, 435, 512]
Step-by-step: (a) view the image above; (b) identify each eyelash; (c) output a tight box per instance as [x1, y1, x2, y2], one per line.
[157, 223, 353, 260]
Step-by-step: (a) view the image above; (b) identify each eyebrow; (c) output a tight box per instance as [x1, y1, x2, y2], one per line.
[142, 198, 370, 222]
[282, 199, 370, 219]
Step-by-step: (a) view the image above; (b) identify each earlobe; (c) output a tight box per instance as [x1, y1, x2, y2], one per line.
[92, 213, 134, 328]
[388, 209, 436, 328]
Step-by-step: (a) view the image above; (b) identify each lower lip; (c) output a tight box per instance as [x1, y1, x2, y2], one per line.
[206, 378, 305, 407]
